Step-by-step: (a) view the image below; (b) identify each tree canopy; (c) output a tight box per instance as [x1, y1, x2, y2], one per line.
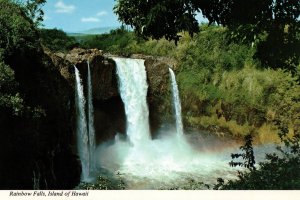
[114, 0, 300, 42]
[0, 0, 40, 58]
[114, 0, 300, 70]
[23, 0, 46, 26]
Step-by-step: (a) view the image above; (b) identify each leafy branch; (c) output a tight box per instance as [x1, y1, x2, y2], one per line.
[229, 134, 256, 170]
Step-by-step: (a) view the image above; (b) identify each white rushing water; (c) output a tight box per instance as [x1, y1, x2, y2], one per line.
[87, 61, 96, 171]
[74, 66, 90, 181]
[95, 58, 240, 189]
[113, 57, 151, 147]
[169, 68, 184, 136]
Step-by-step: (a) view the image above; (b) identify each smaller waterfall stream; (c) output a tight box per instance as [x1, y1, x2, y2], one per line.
[74, 66, 90, 181]
[169, 68, 184, 136]
[87, 61, 96, 171]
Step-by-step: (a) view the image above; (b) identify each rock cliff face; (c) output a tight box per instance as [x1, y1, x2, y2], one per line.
[1, 49, 81, 189]
[50, 48, 124, 142]
[49, 48, 119, 101]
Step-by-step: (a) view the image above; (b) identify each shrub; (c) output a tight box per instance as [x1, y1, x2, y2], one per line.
[216, 130, 300, 190]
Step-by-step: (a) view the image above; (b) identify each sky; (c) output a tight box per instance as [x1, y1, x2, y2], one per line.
[41, 0, 207, 33]
[42, 0, 121, 32]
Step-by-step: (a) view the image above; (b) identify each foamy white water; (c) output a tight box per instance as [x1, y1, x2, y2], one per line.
[97, 130, 240, 189]
[113, 57, 151, 147]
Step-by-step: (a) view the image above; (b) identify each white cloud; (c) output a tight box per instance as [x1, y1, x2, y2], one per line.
[81, 17, 100, 23]
[80, 11, 107, 24]
[96, 11, 108, 17]
[55, 1, 75, 13]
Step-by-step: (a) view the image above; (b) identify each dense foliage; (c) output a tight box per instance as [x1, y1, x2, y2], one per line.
[0, 0, 41, 115]
[114, 0, 199, 43]
[0, 0, 40, 57]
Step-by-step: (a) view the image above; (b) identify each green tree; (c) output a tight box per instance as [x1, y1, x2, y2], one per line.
[114, 0, 199, 43]
[23, 0, 46, 26]
[0, 0, 40, 57]
[229, 134, 256, 170]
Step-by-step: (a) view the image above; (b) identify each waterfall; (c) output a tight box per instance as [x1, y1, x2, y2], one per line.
[169, 68, 184, 135]
[96, 59, 240, 189]
[74, 66, 90, 181]
[113, 57, 151, 147]
[87, 61, 96, 171]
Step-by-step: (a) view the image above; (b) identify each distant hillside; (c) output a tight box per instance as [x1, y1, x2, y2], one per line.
[67, 27, 118, 36]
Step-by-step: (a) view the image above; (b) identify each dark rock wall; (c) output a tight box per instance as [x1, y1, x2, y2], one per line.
[50, 49, 176, 147]
[1, 48, 81, 189]
[54, 48, 124, 143]
[136, 55, 176, 135]
[94, 97, 126, 142]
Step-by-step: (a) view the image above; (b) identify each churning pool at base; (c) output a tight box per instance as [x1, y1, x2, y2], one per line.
[94, 131, 277, 189]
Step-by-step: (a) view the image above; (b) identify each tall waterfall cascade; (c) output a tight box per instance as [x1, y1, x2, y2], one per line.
[113, 57, 151, 147]
[74, 63, 96, 182]
[87, 61, 96, 171]
[74, 66, 90, 181]
[169, 68, 184, 136]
